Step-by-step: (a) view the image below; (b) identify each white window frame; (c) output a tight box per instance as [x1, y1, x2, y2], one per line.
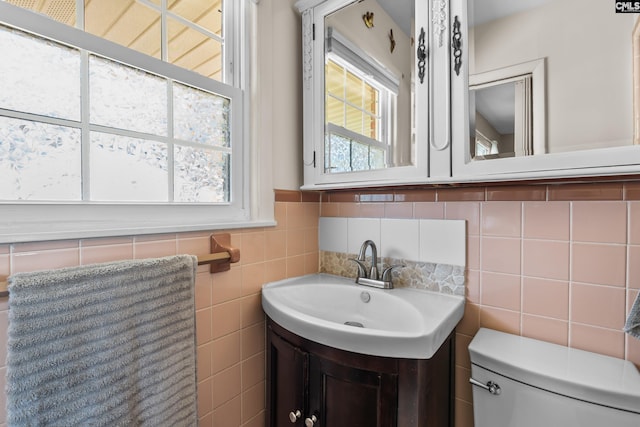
[324, 54, 397, 172]
[0, 1, 273, 243]
[323, 26, 402, 174]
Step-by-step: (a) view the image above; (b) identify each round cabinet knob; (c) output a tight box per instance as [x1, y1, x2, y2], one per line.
[289, 410, 302, 423]
[305, 415, 318, 427]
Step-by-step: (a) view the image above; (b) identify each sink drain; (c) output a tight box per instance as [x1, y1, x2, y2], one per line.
[344, 321, 364, 328]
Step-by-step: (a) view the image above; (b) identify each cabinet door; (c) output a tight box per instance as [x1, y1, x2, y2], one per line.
[297, 0, 432, 189]
[266, 329, 308, 427]
[308, 353, 398, 427]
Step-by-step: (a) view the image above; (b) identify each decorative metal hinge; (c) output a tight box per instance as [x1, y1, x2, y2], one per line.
[452, 15, 462, 76]
[417, 27, 426, 84]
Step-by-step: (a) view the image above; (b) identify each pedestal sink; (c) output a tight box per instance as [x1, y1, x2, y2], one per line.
[261, 273, 465, 359]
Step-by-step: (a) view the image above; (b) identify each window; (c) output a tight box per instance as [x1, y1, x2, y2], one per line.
[324, 28, 398, 174]
[325, 58, 388, 173]
[0, 0, 260, 242]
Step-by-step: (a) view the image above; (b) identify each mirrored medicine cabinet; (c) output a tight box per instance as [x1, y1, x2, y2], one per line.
[295, 0, 465, 188]
[296, 0, 640, 190]
[453, 0, 640, 179]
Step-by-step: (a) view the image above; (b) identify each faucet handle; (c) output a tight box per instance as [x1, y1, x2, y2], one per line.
[349, 259, 368, 279]
[381, 264, 404, 282]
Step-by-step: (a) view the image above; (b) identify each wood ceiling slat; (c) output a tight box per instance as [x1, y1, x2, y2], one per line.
[84, 0, 130, 37]
[193, 60, 221, 80]
[103, 2, 160, 56]
[127, 19, 162, 59]
[168, 19, 212, 62]
[173, 37, 221, 73]
[169, 0, 222, 35]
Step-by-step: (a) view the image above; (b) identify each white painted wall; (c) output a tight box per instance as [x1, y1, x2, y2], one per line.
[258, 0, 303, 190]
[471, 0, 635, 153]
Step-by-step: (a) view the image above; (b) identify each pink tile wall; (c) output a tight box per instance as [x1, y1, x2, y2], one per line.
[2, 184, 640, 427]
[0, 196, 320, 427]
[321, 185, 640, 427]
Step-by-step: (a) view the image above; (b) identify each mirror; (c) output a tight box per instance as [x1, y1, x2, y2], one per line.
[468, 0, 637, 160]
[469, 58, 545, 159]
[323, 0, 414, 174]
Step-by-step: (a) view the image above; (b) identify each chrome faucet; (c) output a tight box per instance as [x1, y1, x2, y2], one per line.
[357, 240, 378, 280]
[351, 240, 403, 289]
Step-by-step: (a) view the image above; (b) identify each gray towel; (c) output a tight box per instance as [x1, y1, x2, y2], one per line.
[6, 255, 199, 427]
[624, 292, 640, 340]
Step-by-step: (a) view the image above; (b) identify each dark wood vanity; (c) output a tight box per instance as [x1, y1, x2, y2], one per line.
[266, 318, 455, 427]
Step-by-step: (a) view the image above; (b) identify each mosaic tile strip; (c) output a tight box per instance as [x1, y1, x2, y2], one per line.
[320, 251, 466, 296]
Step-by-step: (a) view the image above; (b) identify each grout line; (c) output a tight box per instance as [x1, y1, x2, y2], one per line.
[568, 201, 574, 348]
[520, 201, 525, 336]
[9, 243, 14, 279]
[625, 200, 631, 360]
[478, 201, 484, 327]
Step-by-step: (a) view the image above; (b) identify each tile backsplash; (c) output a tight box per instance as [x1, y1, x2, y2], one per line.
[320, 250, 466, 295]
[319, 217, 466, 267]
[318, 217, 467, 296]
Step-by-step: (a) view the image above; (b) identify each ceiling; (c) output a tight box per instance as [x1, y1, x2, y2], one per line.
[471, 0, 554, 27]
[376, 0, 554, 35]
[377, 0, 412, 37]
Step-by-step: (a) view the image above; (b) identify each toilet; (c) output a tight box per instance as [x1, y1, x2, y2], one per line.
[468, 328, 640, 427]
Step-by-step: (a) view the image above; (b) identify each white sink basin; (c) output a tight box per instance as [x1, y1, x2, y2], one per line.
[261, 273, 465, 359]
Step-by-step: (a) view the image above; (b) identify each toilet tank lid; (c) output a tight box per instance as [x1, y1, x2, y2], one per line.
[468, 328, 640, 414]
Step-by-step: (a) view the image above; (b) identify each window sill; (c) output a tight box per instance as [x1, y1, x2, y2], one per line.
[0, 219, 277, 244]
[0, 203, 276, 244]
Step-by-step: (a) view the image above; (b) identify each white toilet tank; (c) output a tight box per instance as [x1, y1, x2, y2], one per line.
[468, 328, 640, 427]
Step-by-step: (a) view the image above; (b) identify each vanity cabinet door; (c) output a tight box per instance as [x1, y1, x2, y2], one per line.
[266, 329, 308, 427]
[307, 352, 398, 427]
[266, 319, 456, 427]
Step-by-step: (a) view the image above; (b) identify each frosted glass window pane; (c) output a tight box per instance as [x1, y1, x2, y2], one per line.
[84, 0, 161, 59]
[90, 132, 168, 202]
[370, 147, 385, 170]
[90, 55, 167, 136]
[327, 133, 350, 173]
[0, 117, 81, 200]
[169, 0, 223, 36]
[168, 18, 223, 80]
[351, 141, 369, 171]
[0, 26, 80, 121]
[173, 83, 230, 147]
[174, 146, 229, 202]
